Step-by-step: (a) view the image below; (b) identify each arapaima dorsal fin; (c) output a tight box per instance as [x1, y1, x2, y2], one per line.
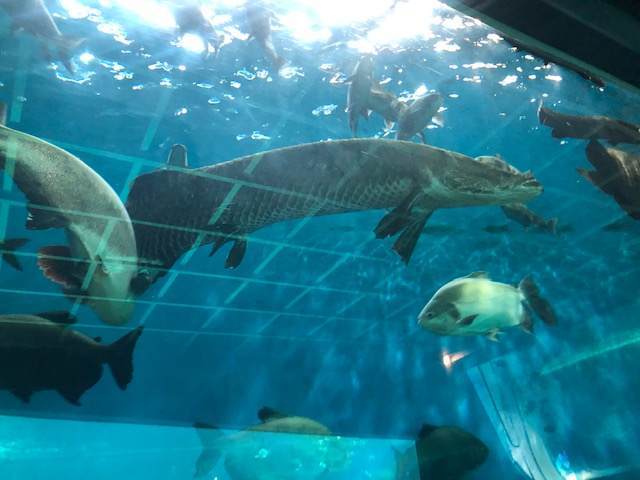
[465, 271, 489, 279]
[37, 311, 77, 325]
[167, 144, 188, 168]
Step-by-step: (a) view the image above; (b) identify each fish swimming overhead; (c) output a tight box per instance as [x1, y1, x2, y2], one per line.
[0, 312, 143, 405]
[418, 272, 557, 341]
[393, 423, 489, 480]
[0, 118, 139, 325]
[0, 0, 83, 73]
[539, 105, 640, 145]
[194, 407, 349, 480]
[125, 139, 543, 293]
[368, 88, 407, 130]
[396, 93, 444, 144]
[174, 4, 222, 58]
[580, 140, 640, 220]
[346, 56, 375, 136]
[244, 2, 285, 71]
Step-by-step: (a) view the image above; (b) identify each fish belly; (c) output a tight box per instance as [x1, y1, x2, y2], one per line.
[457, 280, 523, 334]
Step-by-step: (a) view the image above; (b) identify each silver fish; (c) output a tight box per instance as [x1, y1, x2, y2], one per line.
[346, 56, 375, 135]
[0, 119, 139, 325]
[418, 272, 557, 341]
[396, 93, 444, 143]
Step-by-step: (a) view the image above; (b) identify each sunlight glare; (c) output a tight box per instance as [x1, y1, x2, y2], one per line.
[109, 0, 176, 30]
[178, 33, 206, 54]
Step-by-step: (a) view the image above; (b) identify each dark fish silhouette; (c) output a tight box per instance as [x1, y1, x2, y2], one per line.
[504, 36, 604, 87]
[0, 0, 84, 73]
[482, 224, 511, 234]
[0, 237, 28, 271]
[394, 423, 489, 480]
[346, 56, 375, 136]
[245, 2, 285, 71]
[125, 139, 542, 293]
[580, 140, 640, 219]
[0, 312, 143, 405]
[501, 204, 558, 234]
[539, 105, 640, 145]
[174, 4, 222, 58]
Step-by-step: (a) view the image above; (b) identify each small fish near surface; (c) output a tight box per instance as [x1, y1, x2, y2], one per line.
[0, 0, 84, 73]
[193, 406, 350, 480]
[125, 139, 543, 294]
[244, 2, 285, 71]
[538, 104, 640, 145]
[0, 105, 139, 325]
[0, 237, 28, 271]
[418, 272, 557, 341]
[393, 423, 489, 480]
[173, 4, 222, 58]
[396, 93, 444, 144]
[346, 55, 375, 136]
[0, 312, 143, 405]
[579, 140, 640, 220]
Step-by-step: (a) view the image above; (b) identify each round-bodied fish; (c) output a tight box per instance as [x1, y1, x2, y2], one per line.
[193, 407, 351, 480]
[396, 93, 444, 143]
[418, 272, 557, 341]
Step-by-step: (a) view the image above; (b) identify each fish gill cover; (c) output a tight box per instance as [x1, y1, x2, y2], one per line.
[0, 1, 639, 480]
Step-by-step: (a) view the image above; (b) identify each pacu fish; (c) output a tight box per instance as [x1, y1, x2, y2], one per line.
[396, 93, 444, 143]
[418, 272, 557, 340]
[0, 117, 139, 325]
[0, 237, 28, 271]
[580, 140, 640, 220]
[125, 139, 543, 293]
[539, 105, 640, 145]
[0, 312, 143, 405]
[194, 407, 349, 480]
[394, 424, 489, 480]
[0, 0, 84, 72]
[368, 88, 407, 130]
[346, 56, 375, 135]
[174, 4, 221, 57]
[245, 2, 285, 71]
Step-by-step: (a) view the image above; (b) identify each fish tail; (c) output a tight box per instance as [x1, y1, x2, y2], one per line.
[106, 326, 144, 390]
[53, 36, 86, 74]
[1, 237, 28, 271]
[193, 422, 224, 478]
[519, 275, 557, 326]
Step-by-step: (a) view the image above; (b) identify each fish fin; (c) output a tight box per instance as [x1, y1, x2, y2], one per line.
[384, 119, 395, 130]
[193, 423, 223, 478]
[26, 207, 67, 230]
[486, 328, 502, 342]
[465, 271, 489, 279]
[106, 326, 144, 390]
[57, 386, 84, 406]
[167, 144, 188, 168]
[432, 111, 445, 128]
[418, 424, 438, 439]
[547, 217, 559, 235]
[1, 237, 28, 271]
[521, 308, 533, 334]
[457, 314, 478, 326]
[392, 212, 432, 264]
[208, 236, 229, 257]
[37, 311, 77, 325]
[37, 246, 83, 288]
[576, 167, 598, 185]
[374, 187, 422, 238]
[258, 406, 288, 422]
[419, 131, 427, 144]
[53, 36, 86, 74]
[224, 238, 247, 269]
[11, 388, 32, 403]
[519, 275, 557, 326]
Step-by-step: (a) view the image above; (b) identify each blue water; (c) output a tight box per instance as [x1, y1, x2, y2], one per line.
[0, 1, 639, 479]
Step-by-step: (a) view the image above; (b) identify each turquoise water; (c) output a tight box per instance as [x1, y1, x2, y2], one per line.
[0, 1, 639, 479]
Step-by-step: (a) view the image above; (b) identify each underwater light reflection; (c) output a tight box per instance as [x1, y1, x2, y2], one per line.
[101, 0, 176, 30]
